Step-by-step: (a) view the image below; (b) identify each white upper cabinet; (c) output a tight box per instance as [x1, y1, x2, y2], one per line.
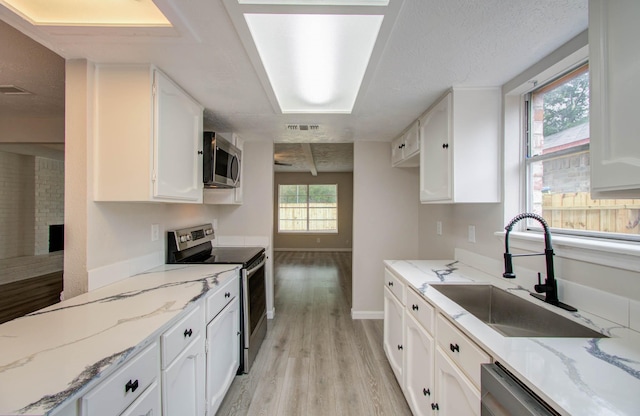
[94, 65, 204, 203]
[392, 120, 420, 167]
[419, 88, 501, 203]
[589, 0, 640, 198]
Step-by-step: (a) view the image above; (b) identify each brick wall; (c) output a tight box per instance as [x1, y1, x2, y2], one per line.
[0, 151, 64, 285]
[35, 157, 65, 255]
[0, 151, 35, 258]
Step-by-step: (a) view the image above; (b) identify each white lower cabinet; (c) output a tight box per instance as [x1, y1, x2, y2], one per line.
[161, 334, 205, 416]
[404, 313, 435, 416]
[120, 381, 161, 416]
[206, 296, 240, 415]
[70, 271, 241, 416]
[383, 272, 491, 416]
[81, 342, 159, 416]
[432, 347, 480, 416]
[383, 285, 405, 388]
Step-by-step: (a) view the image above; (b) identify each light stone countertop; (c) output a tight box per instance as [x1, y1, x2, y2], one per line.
[384, 259, 640, 416]
[0, 263, 240, 416]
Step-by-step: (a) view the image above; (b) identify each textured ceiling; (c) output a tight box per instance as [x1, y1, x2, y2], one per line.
[274, 143, 354, 173]
[0, 0, 588, 170]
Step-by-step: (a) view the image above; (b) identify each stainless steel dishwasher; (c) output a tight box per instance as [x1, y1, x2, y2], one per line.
[481, 362, 560, 416]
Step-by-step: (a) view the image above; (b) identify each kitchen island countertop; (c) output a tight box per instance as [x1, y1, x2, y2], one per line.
[0, 263, 240, 415]
[384, 259, 640, 416]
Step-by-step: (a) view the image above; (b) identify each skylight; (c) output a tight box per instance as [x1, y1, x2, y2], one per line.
[244, 13, 383, 113]
[0, 0, 171, 26]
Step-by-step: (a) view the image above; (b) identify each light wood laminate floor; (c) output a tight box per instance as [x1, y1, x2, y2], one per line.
[217, 251, 411, 416]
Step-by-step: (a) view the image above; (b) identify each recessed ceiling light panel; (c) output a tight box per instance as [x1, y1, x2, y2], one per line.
[0, 0, 171, 26]
[238, 0, 388, 5]
[244, 13, 383, 113]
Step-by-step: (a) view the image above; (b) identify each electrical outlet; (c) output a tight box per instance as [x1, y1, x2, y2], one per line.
[468, 225, 476, 243]
[151, 224, 159, 241]
[436, 221, 443, 236]
[212, 219, 218, 231]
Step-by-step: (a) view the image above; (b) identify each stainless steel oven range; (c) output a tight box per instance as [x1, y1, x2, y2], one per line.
[167, 223, 267, 374]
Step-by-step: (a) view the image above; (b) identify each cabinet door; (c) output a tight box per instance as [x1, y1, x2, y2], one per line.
[420, 92, 452, 202]
[162, 334, 205, 416]
[391, 135, 405, 166]
[206, 297, 240, 415]
[404, 313, 435, 416]
[153, 70, 203, 202]
[433, 347, 480, 416]
[383, 286, 404, 388]
[120, 381, 161, 416]
[589, 0, 640, 197]
[404, 120, 420, 159]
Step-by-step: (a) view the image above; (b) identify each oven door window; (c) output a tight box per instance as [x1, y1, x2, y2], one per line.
[248, 265, 266, 333]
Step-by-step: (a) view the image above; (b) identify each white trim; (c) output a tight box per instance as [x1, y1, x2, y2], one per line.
[267, 308, 275, 319]
[494, 231, 640, 273]
[273, 248, 352, 252]
[351, 309, 383, 320]
[88, 251, 164, 291]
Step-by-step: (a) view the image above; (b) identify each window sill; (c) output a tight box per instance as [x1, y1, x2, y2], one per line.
[493, 231, 640, 273]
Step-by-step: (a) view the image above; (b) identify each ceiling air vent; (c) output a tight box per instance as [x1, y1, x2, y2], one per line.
[0, 85, 32, 95]
[286, 124, 320, 131]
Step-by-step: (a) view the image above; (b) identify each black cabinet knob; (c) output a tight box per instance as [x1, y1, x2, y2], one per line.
[431, 403, 439, 410]
[412, 304, 419, 311]
[442, 143, 449, 149]
[423, 388, 431, 396]
[388, 281, 393, 287]
[449, 343, 460, 353]
[184, 328, 193, 338]
[224, 292, 231, 298]
[125, 379, 139, 393]
[197, 150, 203, 155]
[397, 344, 403, 350]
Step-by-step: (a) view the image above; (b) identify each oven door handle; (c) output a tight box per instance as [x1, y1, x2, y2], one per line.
[246, 256, 266, 276]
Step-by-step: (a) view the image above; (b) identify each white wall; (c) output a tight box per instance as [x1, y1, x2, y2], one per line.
[352, 142, 419, 317]
[216, 140, 275, 316]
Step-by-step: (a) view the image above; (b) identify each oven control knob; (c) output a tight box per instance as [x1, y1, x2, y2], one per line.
[180, 235, 188, 243]
[205, 229, 213, 235]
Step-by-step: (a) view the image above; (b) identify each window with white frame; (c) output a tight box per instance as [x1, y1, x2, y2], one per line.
[524, 63, 640, 240]
[278, 184, 338, 233]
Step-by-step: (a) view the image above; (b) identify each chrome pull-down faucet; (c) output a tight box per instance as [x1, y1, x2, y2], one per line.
[503, 213, 577, 312]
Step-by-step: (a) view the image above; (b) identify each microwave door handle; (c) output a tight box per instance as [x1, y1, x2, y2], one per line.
[232, 156, 241, 187]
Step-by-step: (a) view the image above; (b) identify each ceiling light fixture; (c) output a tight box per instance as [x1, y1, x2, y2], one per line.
[0, 0, 171, 27]
[244, 13, 383, 114]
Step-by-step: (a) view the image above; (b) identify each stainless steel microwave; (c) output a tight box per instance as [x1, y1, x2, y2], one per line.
[203, 132, 241, 188]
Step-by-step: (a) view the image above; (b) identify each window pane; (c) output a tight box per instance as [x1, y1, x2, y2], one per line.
[526, 64, 640, 238]
[278, 184, 337, 233]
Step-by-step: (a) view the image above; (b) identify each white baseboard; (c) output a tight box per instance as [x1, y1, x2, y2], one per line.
[274, 248, 352, 252]
[88, 251, 164, 291]
[351, 309, 383, 320]
[267, 308, 275, 319]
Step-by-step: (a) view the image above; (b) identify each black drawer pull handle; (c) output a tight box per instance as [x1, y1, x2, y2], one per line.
[450, 343, 460, 353]
[184, 328, 193, 338]
[412, 304, 419, 311]
[224, 292, 231, 298]
[125, 379, 139, 393]
[431, 403, 439, 410]
[397, 344, 403, 350]
[388, 281, 393, 287]
[423, 388, 430, 396]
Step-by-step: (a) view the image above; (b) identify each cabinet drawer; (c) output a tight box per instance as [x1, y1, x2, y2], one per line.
[120, 380, 160, 416]
[385, 269, 405, 305]
[206, 271, 239, 322]
[406, 288, 435, 335]
[436, 314, 490, 388]
[161, 304, 205, 368]
[81, 341, 159, 416]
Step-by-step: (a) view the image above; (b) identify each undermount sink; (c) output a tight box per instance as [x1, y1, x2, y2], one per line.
[430, 284, 607, 338]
